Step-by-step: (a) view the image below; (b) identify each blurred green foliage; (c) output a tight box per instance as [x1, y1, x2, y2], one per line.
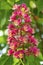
[0, 0, 43, 65]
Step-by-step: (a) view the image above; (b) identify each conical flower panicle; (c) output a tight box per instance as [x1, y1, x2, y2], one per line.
[7, 3, 40, 58]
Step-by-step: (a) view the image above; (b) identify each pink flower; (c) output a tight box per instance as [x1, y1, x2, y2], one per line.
[9, 41, 19, 50]
[18, 36, 23, 42]
[8, 29, 18, 37]
[7, 24, 14, 29]
[14, 50, 24, 58]
[25, 49, 30, 56]
[25, 16, 32, 22]
[23, 24, 33, 34]
[21, 3, 27, 9]
[18, 18, 22, 24]
[18, 36, 28, 44]
[17, 10, 22, 16]
[29, 46, 40, 56]
[12, 4, 20, 10]
[13, 18, 21, 26]
[23, 14, 28, 18]
[23, 14, 32, 23]
[23, 36, 28, 43]
[9, 14, 16, 21]
[28, 36, 38, 45]
[7, 37, 16, 44]
[11, 29, 18, 35]
[7, 49, 14, 56]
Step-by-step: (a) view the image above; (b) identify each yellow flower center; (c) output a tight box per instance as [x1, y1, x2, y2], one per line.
[19, 53, 23, 58]
[21, 8, 25, 12]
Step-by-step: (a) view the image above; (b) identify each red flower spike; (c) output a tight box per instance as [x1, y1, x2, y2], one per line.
[7, 3, 40, 59]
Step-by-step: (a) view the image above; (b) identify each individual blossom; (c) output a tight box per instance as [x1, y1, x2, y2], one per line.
[28, 35, 38, 45]
[7, 49, 14, 56]
[7, 37, 14, 44]
[22, 36, 28, 43]
[12, 4, 21, 10]
[13, 50, 24, 58]
[21, 3, 29, 15]
[13, 18, 22, 26]
[8, 28, 18, 37]
[25, 46, 40, 56]
[29, 46, 40, 56]
[7, 24, 15, 29]
[9, 13, 16, 21]
[18, 36, 23, 42]
[9, 41, 20, 50]
[22, 24, 34, 34]
[25, 49, 30, 56]
[23, 14, 32, 22]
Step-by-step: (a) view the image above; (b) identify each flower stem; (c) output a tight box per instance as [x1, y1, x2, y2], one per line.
[20, 59, 24, 65]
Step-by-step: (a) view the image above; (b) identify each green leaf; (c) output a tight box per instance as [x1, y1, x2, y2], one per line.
[7, 0, 15, 7]
[13, 57, 19, 65]
[36, 18, 43, 32]
[0, 9, 12, 30]
[15, 0, 20, 2]
[0, 0, 11, 10]
[0, 36, 6, 43]
[1, 17, 6, 28]
[0, 55, 20, 65]
[38, 52, 43, 60]
[30, 1, 36, 8]
[36, 0, 43, 13]
[25, 55, 41, 65]
[37, 18, 43, 25]
[0, 10, 7, 29]
[0, 55, 13, 65]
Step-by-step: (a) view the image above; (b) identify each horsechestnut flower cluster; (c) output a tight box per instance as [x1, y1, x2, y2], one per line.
[7, 3, 40, 58]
